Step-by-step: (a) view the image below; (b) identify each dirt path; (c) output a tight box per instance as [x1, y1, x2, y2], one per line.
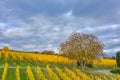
[87, 70, 112, 75]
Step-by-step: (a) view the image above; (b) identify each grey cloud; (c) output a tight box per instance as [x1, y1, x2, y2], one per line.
[0, 0, 120, 56]
[1, 0, 120, 26]
[0, 14, 119, 56]
[104, 47, 120, 56]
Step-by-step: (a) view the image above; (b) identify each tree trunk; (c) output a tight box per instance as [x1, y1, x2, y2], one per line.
[80, 61, 86, 72]
[81, 64, 85, 72]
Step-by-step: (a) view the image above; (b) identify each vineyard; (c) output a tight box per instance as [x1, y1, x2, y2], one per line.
[94, 59, 116, 67]
[0, 63, 120, 80]
[0, 50, 76, 65]
[0, 48, 119, 80]
[0, 49, 116, 67]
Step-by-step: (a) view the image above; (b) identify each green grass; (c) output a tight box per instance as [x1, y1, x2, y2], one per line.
[32, 68, 38, 80]
[20, 68, 28, 80]
[76, 65, 117, 71]
[0, 68, 3, 79]
[6, 68, 16, 80]
[0, 55, 5, 66]
[42, 68, 49, 79]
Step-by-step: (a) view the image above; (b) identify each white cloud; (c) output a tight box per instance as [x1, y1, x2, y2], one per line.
[104, 47, 120, 56]
[64, 10, 72, 17]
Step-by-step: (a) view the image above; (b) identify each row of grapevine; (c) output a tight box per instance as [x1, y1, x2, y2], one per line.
[65, 67, 80, 80]
[36, 66, 47, 80]
[46, 65, 60, 80]
[0, 51, 2, 58]
[26, 66, 35, 80]
[75, 69, 89, 80]
[94, 59, 116, 66]
[55, 67, 71, 80]
[1, 63, 120, 80]
[16, 66, 21, 80]
[1, 63, 8, 80]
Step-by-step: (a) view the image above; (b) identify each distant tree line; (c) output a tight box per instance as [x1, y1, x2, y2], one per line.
[116, 52, 120, 67]
[41, 50, 55, 55]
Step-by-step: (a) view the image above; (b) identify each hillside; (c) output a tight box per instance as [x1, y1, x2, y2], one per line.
[0, 47, 118, 80]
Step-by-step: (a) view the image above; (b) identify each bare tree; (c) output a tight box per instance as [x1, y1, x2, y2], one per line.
[59, 32, 104, 71]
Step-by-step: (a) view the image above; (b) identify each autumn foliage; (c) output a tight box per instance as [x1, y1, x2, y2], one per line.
[59, 32, 104, 70]
[0, 50, 76, 65]
[2, 46, 9, 51]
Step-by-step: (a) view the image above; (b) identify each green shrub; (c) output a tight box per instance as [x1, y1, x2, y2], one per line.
[116, 52, 120, 67]
[110, 68, 120, 74]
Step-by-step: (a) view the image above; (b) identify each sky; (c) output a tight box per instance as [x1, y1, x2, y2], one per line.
[0, 0, 120, 56]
